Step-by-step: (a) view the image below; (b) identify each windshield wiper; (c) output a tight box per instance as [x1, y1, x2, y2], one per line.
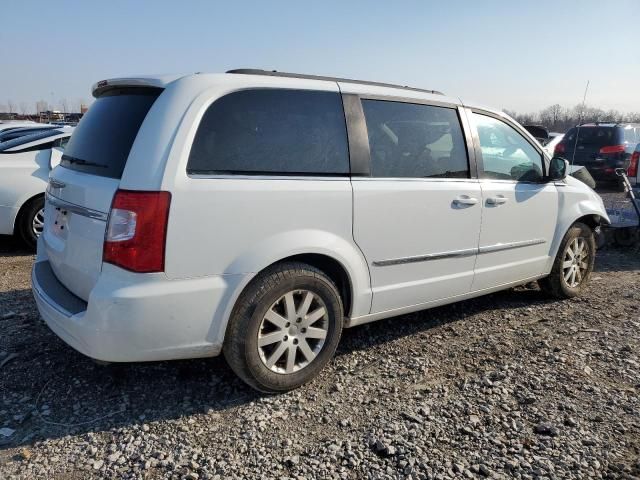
[61, 154, 106, 168]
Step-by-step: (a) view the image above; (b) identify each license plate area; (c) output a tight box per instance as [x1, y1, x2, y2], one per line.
[50, 206, 69, 240]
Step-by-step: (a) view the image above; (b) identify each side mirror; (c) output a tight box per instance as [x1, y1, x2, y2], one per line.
[548, 156, 569, 181]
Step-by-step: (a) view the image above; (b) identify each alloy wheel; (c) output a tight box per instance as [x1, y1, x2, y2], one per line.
[257, 289, 329, 374]
[32, 208, 45, 237]
[562, 237, 589, 288]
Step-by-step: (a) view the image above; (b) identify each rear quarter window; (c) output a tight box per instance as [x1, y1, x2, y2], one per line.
[187, 89, 350, 176]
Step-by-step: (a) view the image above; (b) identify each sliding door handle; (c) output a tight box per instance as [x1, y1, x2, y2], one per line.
[453, 196, 478, 206]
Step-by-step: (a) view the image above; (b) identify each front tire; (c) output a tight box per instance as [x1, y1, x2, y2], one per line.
[17, 196, 45, 250]
[224, 262, 343, 393]
[538, 222, 595, 298]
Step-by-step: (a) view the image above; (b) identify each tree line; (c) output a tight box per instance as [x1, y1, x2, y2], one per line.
[0, 98, 87, 115]
[503, 104, 640, 133]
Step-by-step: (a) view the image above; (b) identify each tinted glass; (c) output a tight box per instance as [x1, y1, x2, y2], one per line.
[623, 127, 639, 144]
[473, 113, 544, 182]
[187, 89, 349, 175]
[361, 100, 468, 178]
[562, 126, 619, 149]
[61, 88, 160, 179]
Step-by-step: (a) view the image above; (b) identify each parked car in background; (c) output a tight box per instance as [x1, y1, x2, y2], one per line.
[523, 125, 550, 146]
[0, 124, 60, 143]
[554, 123, 640, 188]
[0, 121, 37, 132]
[0, 127, 73, 248]
[33, 70, 608, 392]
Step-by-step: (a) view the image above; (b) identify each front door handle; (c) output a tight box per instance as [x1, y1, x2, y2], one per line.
[453, 196, 479, 206]
[486, 196, 508, 205]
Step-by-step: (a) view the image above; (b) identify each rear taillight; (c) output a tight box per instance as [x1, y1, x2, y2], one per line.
[103, 190, 171, 273]
[628, 151, 640, 178]
[554, 143, 565, 155]
[599, 144, 626, 154]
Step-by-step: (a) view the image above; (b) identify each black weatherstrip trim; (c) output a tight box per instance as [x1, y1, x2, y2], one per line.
[342, 94, 371, 176]
[458, 107, 478, 179]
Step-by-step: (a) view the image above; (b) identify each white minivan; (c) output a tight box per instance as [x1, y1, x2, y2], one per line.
[33, 70, 609, 392]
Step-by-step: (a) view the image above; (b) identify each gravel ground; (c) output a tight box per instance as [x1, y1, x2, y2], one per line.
[1, 222, 640, 479]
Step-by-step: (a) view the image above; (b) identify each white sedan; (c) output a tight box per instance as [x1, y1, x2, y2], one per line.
[0, 127, 73, 248]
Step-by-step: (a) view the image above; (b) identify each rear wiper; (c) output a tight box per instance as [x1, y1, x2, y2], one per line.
[61, 154, 106, 168]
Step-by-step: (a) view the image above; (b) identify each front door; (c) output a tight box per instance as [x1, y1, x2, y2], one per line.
[351, 99, 482, 314]
[469, 111, 559, 291]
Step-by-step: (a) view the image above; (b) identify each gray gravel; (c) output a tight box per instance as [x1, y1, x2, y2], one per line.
[1, 227, 639, 479]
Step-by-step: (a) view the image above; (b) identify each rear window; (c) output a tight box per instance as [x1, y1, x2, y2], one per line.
[187, 89, 349, 176]
[562, 126, 619, 149]
[61, 88, 161, 179]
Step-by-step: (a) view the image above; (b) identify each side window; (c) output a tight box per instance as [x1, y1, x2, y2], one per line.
[623, 127, 639, 144]
[472, 113, 544, 182]
[187, 89, 349, 175]
[361, 100, 469, 178]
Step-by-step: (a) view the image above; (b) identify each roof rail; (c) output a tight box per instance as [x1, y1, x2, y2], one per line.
[577, 121, 621, 127]
[226, 69, 444, 96]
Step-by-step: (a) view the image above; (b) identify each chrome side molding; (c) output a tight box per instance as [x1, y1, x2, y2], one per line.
[46, 193, 109, 221]
[373, 239, 546, 267]
[478, 238, 546, 254]
[372, 247, 477, 266]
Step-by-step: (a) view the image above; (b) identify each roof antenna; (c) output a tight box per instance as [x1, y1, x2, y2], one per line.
[571, 80, 590, 167]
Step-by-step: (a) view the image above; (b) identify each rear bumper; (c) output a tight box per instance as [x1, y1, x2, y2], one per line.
[32, 252, 247, 362]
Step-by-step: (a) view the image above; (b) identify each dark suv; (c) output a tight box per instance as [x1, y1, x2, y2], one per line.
[554, 123, 640, 187]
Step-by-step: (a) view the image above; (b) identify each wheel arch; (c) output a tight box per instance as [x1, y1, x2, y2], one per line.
[13, 192, 45, 235]
[271, 253, 353, 318]
[574, 213, 605, 230]
[545, 210, 605, 273]
[212, 237, 373, 349]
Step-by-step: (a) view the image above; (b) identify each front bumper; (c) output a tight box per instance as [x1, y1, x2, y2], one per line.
[32, 256, 247, 362]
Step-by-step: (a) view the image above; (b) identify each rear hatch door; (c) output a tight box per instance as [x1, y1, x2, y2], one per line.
[43, 87, 161, 300]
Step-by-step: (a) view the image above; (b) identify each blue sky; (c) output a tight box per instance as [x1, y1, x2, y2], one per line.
[1, 0, 638, 113]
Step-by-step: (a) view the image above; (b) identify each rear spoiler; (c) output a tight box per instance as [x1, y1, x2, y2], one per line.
[91, 78, 170, 97]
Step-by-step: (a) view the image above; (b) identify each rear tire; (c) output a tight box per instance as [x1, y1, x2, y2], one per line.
[223, 261, 343, 393]
[538, 222, 595, 298]
[16, 196, 44, 251]
[613, 228, 637, 247]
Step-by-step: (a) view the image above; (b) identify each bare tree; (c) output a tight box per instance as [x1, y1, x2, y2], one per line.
[505, 103, 639, 132]
[19, 102, 28, 115]
[7, 100, 15, 114]
[77, 98, 89, 113]
[539, 104, 566, 131]
[61, 98, 69, 114]
[36, 100, 49, 114]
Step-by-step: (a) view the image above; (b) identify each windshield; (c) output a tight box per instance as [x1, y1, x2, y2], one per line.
[61, 88, 161, 178]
